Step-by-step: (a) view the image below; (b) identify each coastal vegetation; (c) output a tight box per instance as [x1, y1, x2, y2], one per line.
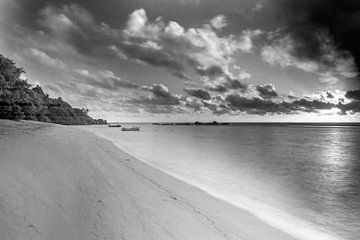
[0, 54, 106, 125]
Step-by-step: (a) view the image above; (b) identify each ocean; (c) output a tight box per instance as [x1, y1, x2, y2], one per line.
[83, 123, 360, 240]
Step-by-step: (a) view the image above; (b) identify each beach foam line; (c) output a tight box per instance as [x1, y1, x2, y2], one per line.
[186, 182, 342, 240]
[94, 133, 343, 240]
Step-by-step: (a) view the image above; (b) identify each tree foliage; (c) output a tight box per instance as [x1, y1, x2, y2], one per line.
[0, 55, 107, 125]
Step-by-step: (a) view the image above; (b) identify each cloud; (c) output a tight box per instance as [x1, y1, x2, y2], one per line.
[120, 41, 185, 72]
[326, 92, 334, 99]
[224, 93, 336, 115]
[196, 65, 224, 78]
[291, 98, 335, 112]
[252, 3, 264, 12]
[202, 98, 231, 115]
[126, 83, 226, 114]
[126, 83, 192, 114]
[74, 69, 139, 90]
[237, 29, 263, 53]
[207, 79, 248, 93]
[172, 71, 191, 80]
[225, 94, 291, 115]
[22, 48, 66, 70]
[178, 0, 203, 5]
[149, 83, 175, 98]
[36, 4, 122, 57]
[209, 15, 227, 30]
[196, 65, 249, 93]
[7, 2, 360, 118]
[74, 69, 97, 79]
[345, 90, 360, 101]
[261, 34, 319, 72]
[184, 88, 211, 100]
[183, 98, 204, 112]
[18, 4, 255, 84]
[266, 0, 360, 84]
[34, 5, 248, 80]
[261, 32, 357, 84]
[122, 8, 252, 78]
[123, 8, 148, 38]
[126, 82, 353, 116]
[38, 7, 74, 32]
[318, 72, 338, 85]
[338, 101, 360, 114]
[256, 84, 279, 99]
[134, 83, 181, 105]
[238, 70, 251, 80]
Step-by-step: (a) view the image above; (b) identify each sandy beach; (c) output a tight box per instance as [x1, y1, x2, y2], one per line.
[0, 120, 297, 240]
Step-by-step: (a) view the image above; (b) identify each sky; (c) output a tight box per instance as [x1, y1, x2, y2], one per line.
[1, 0, 360, 122]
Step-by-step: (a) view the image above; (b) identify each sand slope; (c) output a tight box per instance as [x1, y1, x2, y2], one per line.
[0, 120, 296, 240]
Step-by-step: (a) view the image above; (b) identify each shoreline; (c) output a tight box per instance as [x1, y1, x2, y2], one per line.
[81, 124, 342, 240]
[0, 120, 299, 239]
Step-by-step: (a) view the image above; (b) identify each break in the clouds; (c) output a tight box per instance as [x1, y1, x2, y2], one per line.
[1, 0, 360, 121]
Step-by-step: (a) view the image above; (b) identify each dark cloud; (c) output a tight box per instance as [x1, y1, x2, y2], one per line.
[287, 95, 297, 100]
[223, 94, 336, 115]
[345, 89, 360, 100]
[184, 88, 211, 100]
[326, 92, 335, 99]
[196, 65, 224, 78]
[207, 79, 248, 93]
[130, 84, 181, 106]
[226, 79, 248, 90]
[340, 90, 360, 113]
[120, 42, 185, 73]
[38, 4, 122, 57]
[225, 94, 293, 115]
[338, 100, 360, 114]
[127, 88, 185, 113]
[272, 0, 360, 81]
[207, 78, 248, 93]
[184, 99, 204, 112]
[208, 85, 228, 93]
[256, 84, 279, 99]
[291, 98, 334, 111]
[197, 65, 249, 93]
[150, 84, 176, 98]
[202, 101, 231, 115]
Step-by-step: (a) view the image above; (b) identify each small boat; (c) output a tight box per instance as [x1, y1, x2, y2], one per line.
[122, 126, 140, 131]
[108, 123, 122, 127]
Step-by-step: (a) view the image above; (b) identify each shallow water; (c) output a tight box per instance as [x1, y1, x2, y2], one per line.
[82, 123, 360, 240]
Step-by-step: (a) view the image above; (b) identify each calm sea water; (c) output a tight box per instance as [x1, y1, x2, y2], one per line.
[82, 123, 360, 240]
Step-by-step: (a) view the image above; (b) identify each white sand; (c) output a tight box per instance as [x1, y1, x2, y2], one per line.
[0, 120, 297, 240]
